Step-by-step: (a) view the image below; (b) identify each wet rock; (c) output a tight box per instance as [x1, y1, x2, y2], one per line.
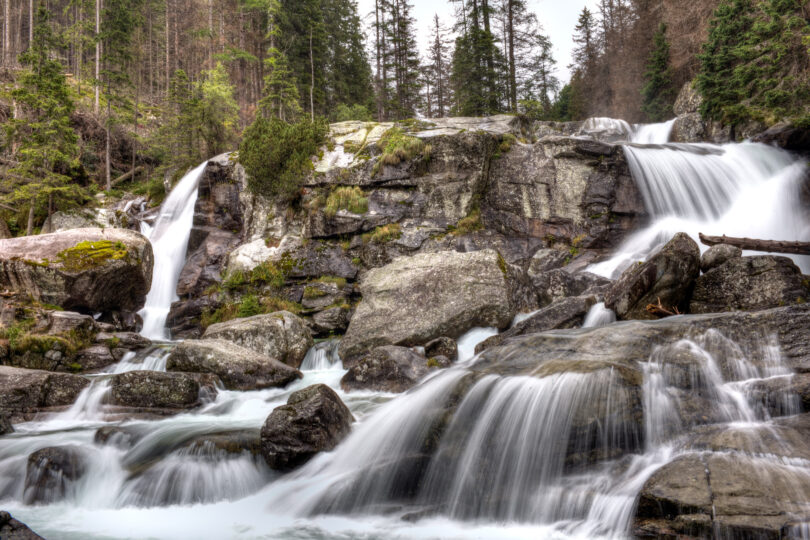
[182, 429, 262, 456]
[339, 250, 518, 361]
[95, 331, 152, 350]
[671, 112, 707, 143]
[0, 413, 12, 435]
[0, 366, 89, 415]
[167, 339, 301, 391]
[700, 243, 742, 272]
[531, 268, 611, 306]
[341, 346, 436, 393]
[24, 446, 87, 504]
[109, 371, 201, 410]
[476, 295, 598, 353]
[605, 232, 700, 320]
[45, 311, 95, 336]
[745, 373, 810, 417]
[0, 228, 153, 312]
[94, 425, 145, 448]
[424, 337, 458, 362]
[260, 384, 353, 471]
[0, 511, 45, 539]
[527, 248, 569, 275]
[311, 306, 352, 335]
[690, 256, 808, 314]
[74, 344, 116, 371]
[167, 295, 221, 339]
[201, 311, 313, 369]
[752, 122, 810, 153]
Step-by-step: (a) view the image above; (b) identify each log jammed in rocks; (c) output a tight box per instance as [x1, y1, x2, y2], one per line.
[699, 232, 810, 256]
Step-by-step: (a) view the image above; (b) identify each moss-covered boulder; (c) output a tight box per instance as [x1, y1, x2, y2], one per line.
[0, 228, 153, 312]
[109, 371, 201, 410]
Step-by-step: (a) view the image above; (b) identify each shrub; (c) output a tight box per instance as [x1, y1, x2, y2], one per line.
[450, 208, 484, 236]
[333, 103, 372, 122]
[239, 117, 328, 200]
[362, 223, 402, 244]
[237, 295, 263, 318]
[324, 186, 368, 217]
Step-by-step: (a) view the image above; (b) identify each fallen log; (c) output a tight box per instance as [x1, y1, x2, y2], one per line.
[110, 166, 145, 188]
[646, 297, 681, 318]
[699, 233, 810, 256]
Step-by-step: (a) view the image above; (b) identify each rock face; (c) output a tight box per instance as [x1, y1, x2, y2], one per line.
[24, 446, 87, 504]
[690, 256, 808, 314]
[0, 512, 44, 540]
[604, 233, 700, 320]
[476, 295, 598, 353]
[0, 413, 12, 435]
[700, 243, 742, 272]
[339, 250, 517, 360]
[109, 371, 201, 410]
[0, 366, 89, 416]
[340, 345, 434, 393]
[260, 384, 353, 470]
[0, 228, 153, 312]
[752, 122, 810, 152]
[201, 311, 313, 369]
[166, 339, 301, 391]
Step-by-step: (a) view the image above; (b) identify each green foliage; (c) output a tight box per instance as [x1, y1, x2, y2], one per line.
[303, 286, 328, 299]
[314, 276, 347, 288]
[56, 240, 129, 271]
[450, 207, 484, 236]
[641, 23, 676, 122]
[237, 294, 263, 318]
[324, 186, 368, 216]
[372, 128, 429, 176]
[697, 0, 810, 125]
[362, 223, 401, 244]
[451, 29, 506, 116]
[197, 63, 240, 156]
[239, 116, 328, 199]
[333, 104, 372, 122]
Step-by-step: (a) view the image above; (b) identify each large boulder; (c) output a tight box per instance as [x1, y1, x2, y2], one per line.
[690, 256, 808, 314]
[700, 243, 742, 272]
[340, 345, 435, 393]
[24, 446, 87, 504]
[339, 250, 517, 360]
[604, 233, 700, 320]
[476, 295, 598, 353]
[166, 339, 302, 391]
[0, 366, 89, 416]
[201, 311, 313, 369]
[0, 512, 44, 540]
[530, 268, 611, 306]
[752, 122, 810, 153]
[0, 228, 153, 312]
[109, 371, 201, 410]
[260, 384, 353, 470]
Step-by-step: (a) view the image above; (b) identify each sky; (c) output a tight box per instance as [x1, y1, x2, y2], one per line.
[355, 0, 600, 85]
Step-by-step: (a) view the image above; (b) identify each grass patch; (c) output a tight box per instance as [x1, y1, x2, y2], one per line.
[372, 128, 431, 177]
[314, 276, 347, 288]
[449, 208, 484, 237]
[324, 186, 368, 217]
[362, 223, 402, 244]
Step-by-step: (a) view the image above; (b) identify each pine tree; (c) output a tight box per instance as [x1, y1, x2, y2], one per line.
[426, 14, 451, 118]
[198, 61, 239, 156]
[3, 1, 86, 234]
[640, 22, 674, 122]
[260, 0, 302, 121]
[571, 7, 598, 72]
[520, 32, 558, 116]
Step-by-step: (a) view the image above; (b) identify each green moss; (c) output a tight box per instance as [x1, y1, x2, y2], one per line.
[497, 252, 508, 277]
[372, 128, 431, 177]
[56, 240, 129, 272]
[427, 357, 442, 368]
[315, 276, 347, 288]
[303, 286, 329, 299]
[237, 295, 263, 318]
[498, 133, 517, 155]
[362, 223, 402, 244]
[222, 269, 248, 291]
[324, 186, 368, 217]
[449, 208, 484, 237]
[352, 257, 361, 266]
[106, 336, 121, 349]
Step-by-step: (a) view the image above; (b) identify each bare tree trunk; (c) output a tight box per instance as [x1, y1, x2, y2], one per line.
[507, 0, 516, 112]
[4, 0, 9, 67]
[26, 199, 34, 236]
[94, 0, 101, 115]
[165, 0, 170, 95]
[309, 27, 314, 122]
[699, 233, 810, 256]
[375, 0, 383, 120]
[28, 0, 32, 45]
[105, 80, 111, 190]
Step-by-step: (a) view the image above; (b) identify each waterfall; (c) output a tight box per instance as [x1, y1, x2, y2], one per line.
[590, 139, 810, 278]
[138, 162, 208, 340]
[630, 119, 675, 144]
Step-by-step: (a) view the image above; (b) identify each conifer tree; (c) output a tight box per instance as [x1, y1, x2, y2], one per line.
[640, 22, 674, 122]
[260, 0, 302, 121]
[426, 14, 451, 118]
[198, 62, 239, 156]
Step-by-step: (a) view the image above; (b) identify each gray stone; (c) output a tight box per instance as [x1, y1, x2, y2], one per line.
[424, 337, 458, 362]
[691, 256, 808, 314]
[341, 345, 436, 393]
[0, 366, 89, 415]
[531, 269, 611, 306]
[700, 244, 742, 272]
[24, 446, 87, 504]
[339, 250, 518, 361]
[202, 311, 313, 369]
[167, 339, 302, 391]
[0, 413, 12, 435]
[605, 233, 700, 320]
[673, 82, 703, 116]
[0, 511, 45, 539]
[109, 370, 201, 410]
[261, 384, 353, 470]
[46, 311, 95, 336]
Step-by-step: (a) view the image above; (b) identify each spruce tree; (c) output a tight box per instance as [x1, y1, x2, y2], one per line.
[261, 0, 302, 121]
[198, 62, 239, 156]
[640, 23, 675, 122]
[3, 1, 86, 234]
[426, 14, 452, 118]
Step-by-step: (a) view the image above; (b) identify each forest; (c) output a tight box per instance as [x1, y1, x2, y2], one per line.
[0, 0, 808, 235]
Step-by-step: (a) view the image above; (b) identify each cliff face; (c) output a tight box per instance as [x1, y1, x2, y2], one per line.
[165, 116, 648, 338]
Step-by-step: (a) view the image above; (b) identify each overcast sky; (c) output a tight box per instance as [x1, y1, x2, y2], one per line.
[355, 0, 600, 85]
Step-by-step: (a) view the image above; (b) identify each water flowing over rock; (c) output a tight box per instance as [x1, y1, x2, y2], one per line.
[690, 256, 809, 314]
[605, 232, 700, 320]
[0, 228, 153, 312]
[260, 384, 353, 471]
[0, 511, 44, 539]
[109, 371, 201, 410]
[23, 446, 87, 504]
[0, 366, 90, 417]
[166, 339, 301, 390]
[201, 312, 313, 369]
[339, 250, 518, 360]
[340, 345, 436, 393]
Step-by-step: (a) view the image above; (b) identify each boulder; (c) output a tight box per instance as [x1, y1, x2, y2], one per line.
[476, 295, 598, 353]
[752, 122, 810, 153]
[201, 311, 313, 369]
[690, 256, 808, 314]
[260, 384, 353, 470]
[0, 413, 12, 435]
[95, 332, 152, 350]
[424, 337, 458, 362]
[0, 228, 153, 312]
[74, 344, 116, 371]
[531, 268, 611, 306]
[527, 248, 569, 275]
[109, 371, 201, 410]
[24, 446, 87, 504]
[339, 250, 517, 360]
[311, 307, 352, 335]
[45, 311, 95, 336]
[0, 511, 44, 540]
[166, 339, 301, 391]
[94, 425, 145, 448]
[700, 244, 742, 272]
[341, 345, 435, 393]
[671, 112, 707, 143]
[604, 233, 700, 320]
[0, 366, 89, 415]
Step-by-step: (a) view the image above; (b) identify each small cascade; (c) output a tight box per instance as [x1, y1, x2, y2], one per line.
[300, 340, 342, 371]
[582, 303, 616, 328]
[580, 117, 633, 140]
[630, 119, 675, 144]
[138, 161, 208, 340]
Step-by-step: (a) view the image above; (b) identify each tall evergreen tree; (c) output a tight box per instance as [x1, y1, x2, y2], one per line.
[261, 0, 302, 121]
[426, 14, 451, 118]
[640, 22, 674, 122]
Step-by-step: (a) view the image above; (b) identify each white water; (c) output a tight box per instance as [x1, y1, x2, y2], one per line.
[138, 162, 207, 340]
[630, 119, 675, 144]
[583, 302, 616, 328]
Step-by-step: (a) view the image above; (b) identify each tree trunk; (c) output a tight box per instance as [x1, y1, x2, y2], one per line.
[94, 0, 101, 115]
[698, 233, 810, 256]
[4, 0, 9, 67]
[309, 27, 315, 122]
[105, 81, 111, 190]
[28, 0, 32, 45]
[165, 0, 170, 95]
[26, 199, 34, 236]
[507, 0, 516, 112]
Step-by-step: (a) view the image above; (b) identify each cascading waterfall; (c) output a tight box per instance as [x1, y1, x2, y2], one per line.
[138, 162, 208, 340]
